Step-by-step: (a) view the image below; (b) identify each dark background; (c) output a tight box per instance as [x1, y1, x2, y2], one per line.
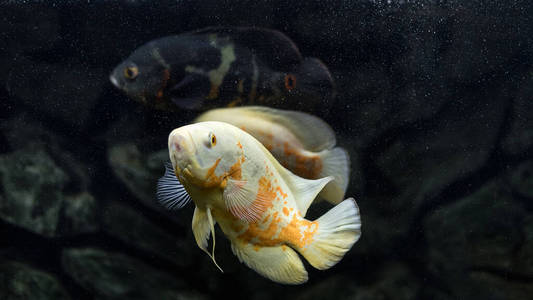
[1, 1, 532, 299]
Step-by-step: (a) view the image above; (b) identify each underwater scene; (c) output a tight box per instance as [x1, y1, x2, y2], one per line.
[1, 0, 532, 299]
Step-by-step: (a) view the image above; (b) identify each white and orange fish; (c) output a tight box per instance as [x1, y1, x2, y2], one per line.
[157, 121, 361, 284]
[195, 106, 350, 204]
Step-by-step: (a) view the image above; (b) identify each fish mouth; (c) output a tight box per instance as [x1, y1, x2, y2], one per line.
[171, 159, 194, 182]
[109, 73, 120, 88]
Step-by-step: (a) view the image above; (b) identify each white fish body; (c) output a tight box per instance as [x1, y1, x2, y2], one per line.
[163, 121, 361, 284]
[195, 106, 350, 204]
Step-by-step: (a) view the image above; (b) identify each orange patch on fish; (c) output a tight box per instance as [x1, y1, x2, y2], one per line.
[237, 79, 244, 94]
[204, 155, 246, 187]
[261, 213, 271, 224]
[281, 142, 323, 179]
[282, 206, 289, 216]
[207, 83, 220, 100]
[201, 158, 222, 187]
[228, 155, 245, 180]
[231, 222, 245, 233]
[255, 176, 277, 209]
[156, 69, 170, 100]
[227, 97, 242, 107]
[238, 211, 280, 245]
[247, 128, 275, 151]
[238, 211, 318, 250]
[276, 187, 288, 199]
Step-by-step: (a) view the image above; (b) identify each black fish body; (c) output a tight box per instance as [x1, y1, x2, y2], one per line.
[110, 26, 336, 113]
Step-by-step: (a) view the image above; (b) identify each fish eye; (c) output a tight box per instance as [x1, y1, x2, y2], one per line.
[206, 132, 216, 148]
[124, 66, 139, 80]
[284, 74, 296, 91]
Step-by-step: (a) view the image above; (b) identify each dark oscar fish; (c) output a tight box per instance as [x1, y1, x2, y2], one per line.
[110, 26, 335, 112]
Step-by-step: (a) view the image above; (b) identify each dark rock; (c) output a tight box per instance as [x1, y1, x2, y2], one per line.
[464, 271, 533, 300]
[322, 2, 530, 149]
[61, 192, 99, 236]
[61, 247, 209, 300]
[501, 72, 533, 156]
[295, 262, 420, 300]
[101, 202, 194, 267]
[508, 161, 533, 199]
[1, 112, 56, 151]
[0, 147, 68, 237]
[516, 215, 533, 276]
[103, 111, 146, 146]
[107, 143, 168, 211]
[309, 3, 455, 146]
[424, 177, 533, 299]
[1, 112, 93, 190]
[368, 95, 507, 254]
[6, 56, 105, 128]
[347, 210, 399, 257]
[0, 261, 70, 300]
[376, 99, 506, 202]
[0, 143, 98, 237]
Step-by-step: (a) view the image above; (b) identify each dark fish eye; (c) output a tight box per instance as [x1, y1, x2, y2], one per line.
[284, 74, 296, 91]
[124, 66, 139, 80]
[206, 132, 217, 148]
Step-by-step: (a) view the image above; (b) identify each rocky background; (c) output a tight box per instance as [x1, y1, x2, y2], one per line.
[1, 0, 532, 299]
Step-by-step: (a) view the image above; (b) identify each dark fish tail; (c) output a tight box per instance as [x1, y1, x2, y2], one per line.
[294, 57, 336, 103]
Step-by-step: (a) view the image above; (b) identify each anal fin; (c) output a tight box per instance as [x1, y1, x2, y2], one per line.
[231, 242, 308, 284]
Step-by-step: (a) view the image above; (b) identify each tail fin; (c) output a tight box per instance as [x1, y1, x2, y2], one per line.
[318, 147, 350, 205]
[300, 198, 361, 270]
[293, 57, 336, 103]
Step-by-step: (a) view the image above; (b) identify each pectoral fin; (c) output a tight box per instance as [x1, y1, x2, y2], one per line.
[231, 242, 308, 284]
[156, 162, 191, 210]
[168, 73, 209, 110]
[192, 206, 223, 272]
[223, 178, 268, 222]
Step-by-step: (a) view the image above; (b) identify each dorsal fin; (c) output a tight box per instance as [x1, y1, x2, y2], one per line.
[188, 26, 303, 71]
[199, 106, 336, 152]
[257, 142, 332, 216]
[281, 172, 332, 217]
